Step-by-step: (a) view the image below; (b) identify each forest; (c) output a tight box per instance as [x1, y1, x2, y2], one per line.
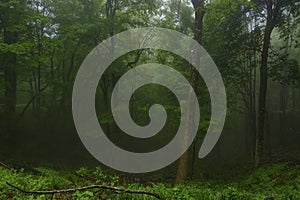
[1, 0, 300, 199]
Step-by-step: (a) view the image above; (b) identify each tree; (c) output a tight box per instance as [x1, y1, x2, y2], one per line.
[253, 0, 300, 167]
[203, 0, 261, 159]
[0, 0, 28, 133]
[175, 0, 205, 184]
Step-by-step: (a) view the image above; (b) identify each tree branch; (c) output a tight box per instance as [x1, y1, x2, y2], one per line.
[126, 49, 145, 69]
[6, 182, 161, 199]
[19, 84, 48, 118]
[0, 162, 10, 169]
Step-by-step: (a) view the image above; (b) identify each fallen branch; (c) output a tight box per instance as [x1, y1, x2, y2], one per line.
[0, 162, 10, 169]
[6, 182, 160, 199]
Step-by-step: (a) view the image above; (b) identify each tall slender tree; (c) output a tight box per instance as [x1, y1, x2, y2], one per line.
[253, 0, 300, 167]
[0, 0, 27, 132]
[175, 0, 205, 184]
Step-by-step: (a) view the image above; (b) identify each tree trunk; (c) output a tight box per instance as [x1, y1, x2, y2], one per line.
[279, 85, 286, 146]
[3, 29, 18, 134]
[175, 0, 205, 184]
[255, 17, 274, 167]
[251, 49, 257, 160]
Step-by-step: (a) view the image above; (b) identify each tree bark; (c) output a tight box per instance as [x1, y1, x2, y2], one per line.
[255, 16, 274, 168]
[175, 0, 205, 184]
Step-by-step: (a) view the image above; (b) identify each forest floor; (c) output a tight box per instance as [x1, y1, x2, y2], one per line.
[0, 161, 299, 199]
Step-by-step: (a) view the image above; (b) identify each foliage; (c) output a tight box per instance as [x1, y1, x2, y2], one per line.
[1, 162, 300, 199]
[0, 0, 300, 199]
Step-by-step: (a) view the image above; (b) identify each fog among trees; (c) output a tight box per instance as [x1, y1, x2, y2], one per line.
[1, 0, 300, 199]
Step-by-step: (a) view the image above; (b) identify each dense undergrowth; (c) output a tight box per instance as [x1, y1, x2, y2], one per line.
[0, 162, 299, 200]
